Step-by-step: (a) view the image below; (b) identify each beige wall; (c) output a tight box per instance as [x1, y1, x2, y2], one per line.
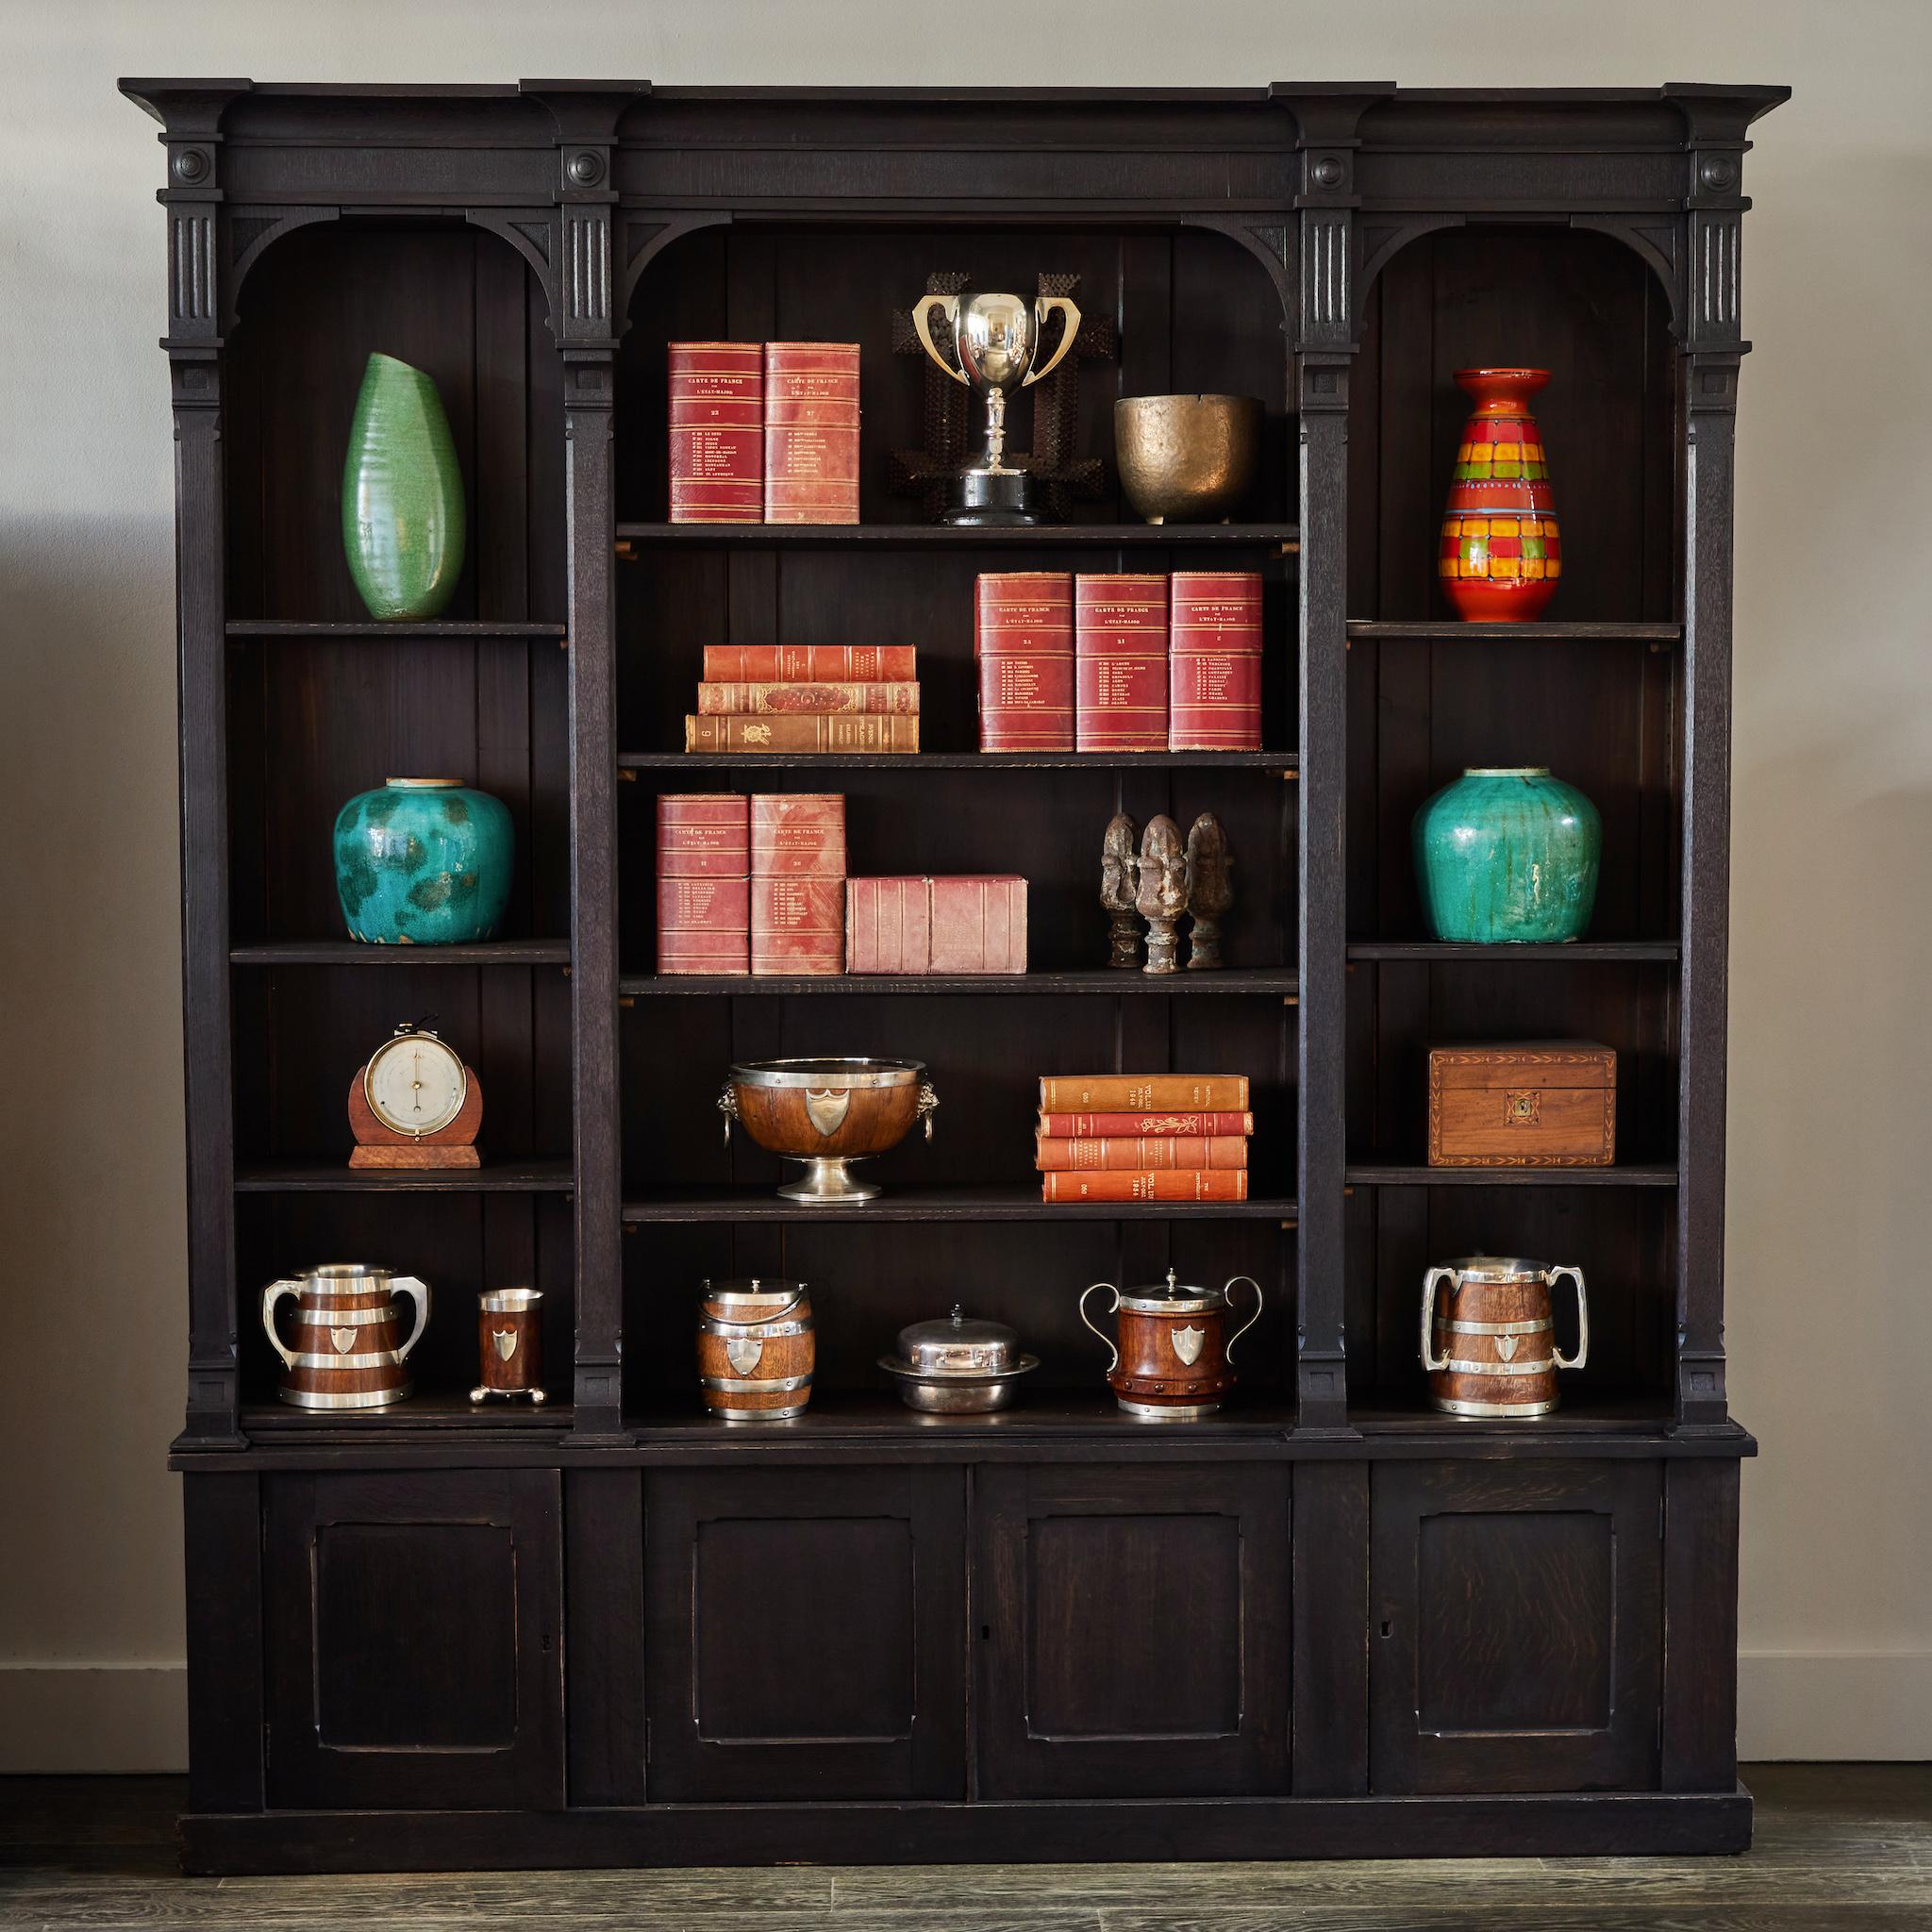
[2, 0, 1925, 1770]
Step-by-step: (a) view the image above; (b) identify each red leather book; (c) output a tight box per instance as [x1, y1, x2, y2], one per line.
[703, 645, 917, 682]
[667, 342, 762, 525]
[685, 715, 920, 753]
[655, 792, 749, 878]
[1074, 573, 1169, 751]
[751, 876, 844, 974]
[763, 341, 860, 525]
[1169, 569, 1264, 750]
[697, 681, 921, 716]
[1041, 1169, 1250, 1203]
[656, 877, 750, 974]
[1036, 1136, 1249, 1172]
[844, 876, 930, 974]
[929, 875, 1026, 974]
[975, 572, 1074, 752]
[1038, 1074, 1251, 1111]
[750, 792, 846, 877]
[1037, 1109, 1255, 1138]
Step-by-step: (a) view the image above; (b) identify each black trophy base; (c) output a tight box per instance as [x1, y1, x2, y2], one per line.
[941, 468, 1039, 526]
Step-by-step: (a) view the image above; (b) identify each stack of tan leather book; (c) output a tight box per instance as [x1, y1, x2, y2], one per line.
[1035, 1074, 1252, 1202]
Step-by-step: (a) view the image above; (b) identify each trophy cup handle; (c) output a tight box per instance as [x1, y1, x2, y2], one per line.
[1022, 295, 1081, 387]
[261, 1279, 303, 1372]
[718, 1080, 741, 1146]
[389, 1275, 431, 1364]
[1222, 1275, 1264, 1367]
[911, 294, 968, 385]
[1550, 1265, 1590, 1372]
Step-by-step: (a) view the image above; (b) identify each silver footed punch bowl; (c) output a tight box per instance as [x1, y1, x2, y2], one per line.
[720, 1057, 939, 1203]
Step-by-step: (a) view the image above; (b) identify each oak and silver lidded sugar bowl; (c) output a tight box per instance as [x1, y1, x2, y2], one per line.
[1079, 1268, 1262, 1419]
[878, 1306, 1039, 1414]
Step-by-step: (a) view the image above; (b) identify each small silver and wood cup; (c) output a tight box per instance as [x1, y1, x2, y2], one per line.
[472, 1288, 545, 1403]
[911, 289, 1080, 525]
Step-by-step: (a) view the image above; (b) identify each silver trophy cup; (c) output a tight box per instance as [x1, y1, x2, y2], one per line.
[912, 290, 1081, 525]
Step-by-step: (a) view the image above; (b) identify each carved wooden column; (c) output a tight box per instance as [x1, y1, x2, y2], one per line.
[130, 83, 251, 1449]
[528, 83, 645, 1441]
[1671, 92, 1775, 1428]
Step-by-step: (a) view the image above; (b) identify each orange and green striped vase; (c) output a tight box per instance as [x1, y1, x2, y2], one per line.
[1439, 367, 1560, 623]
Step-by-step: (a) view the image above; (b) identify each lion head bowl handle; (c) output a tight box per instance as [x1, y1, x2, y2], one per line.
[917, 1080, 940, 1141]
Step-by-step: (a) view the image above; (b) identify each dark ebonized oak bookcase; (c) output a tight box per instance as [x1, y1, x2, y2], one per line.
[123, 77, 1785, 1872]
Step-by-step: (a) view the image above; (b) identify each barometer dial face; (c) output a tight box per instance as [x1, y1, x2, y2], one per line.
[363, 1031, 467, 1138]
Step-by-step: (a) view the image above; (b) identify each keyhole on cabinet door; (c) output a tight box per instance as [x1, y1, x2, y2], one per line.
[981, 1625, 991, 1641]
[1380, 1620, 1392, 1639]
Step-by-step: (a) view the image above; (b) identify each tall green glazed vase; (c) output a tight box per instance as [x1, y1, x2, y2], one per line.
[334, 778, 514, 945]
[341, 353, 466, 620]
[1413, 766, 1601, 944]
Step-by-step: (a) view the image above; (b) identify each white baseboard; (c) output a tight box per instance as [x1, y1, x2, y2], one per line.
[0, 1664, 187, 1773]
[2, 1653, 1925, 1773]
[1739, 1651, 1932, 1760]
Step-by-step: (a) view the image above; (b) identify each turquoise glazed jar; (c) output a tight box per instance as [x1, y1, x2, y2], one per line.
[341, 353, 466, 620]
[334, 778, 513, 945]
[1413, 766, 1601, 944]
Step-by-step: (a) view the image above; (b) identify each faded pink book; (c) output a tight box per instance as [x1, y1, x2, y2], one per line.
[751, 876, 844, 975]
[845, 876, 931, 974]
[750, 792, 846, 877]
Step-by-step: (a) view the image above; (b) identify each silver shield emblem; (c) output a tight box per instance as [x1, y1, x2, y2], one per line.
[492, 1329, 519, 1362]
[1496, 1335, 1519, 1361]
[804, 1088, 851, 1138]
[331, 1327, 357, 1355]
[1172, 1324, 1206, 1367]
[726, 1338, 763, 1376]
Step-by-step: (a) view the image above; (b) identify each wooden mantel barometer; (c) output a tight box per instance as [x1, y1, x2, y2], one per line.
[348, 1019, 482, 1169]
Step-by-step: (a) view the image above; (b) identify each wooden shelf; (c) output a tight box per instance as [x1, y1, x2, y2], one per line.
[242, 1391, 571, 1433]
[229, 940, 570, 966]
[621, 751, 1294, 772]
[1349, 1396, 1680, 1434]
[617, 522, 1299, 552]
[1347, 940, 1678, 962]
[235, 1159, 573, 1193]
[1345, 619, 1680, 642]
[628, 1390, 1296, 1439]
[622, 968, 1297, 997]
[622, 1184, 1296, 1224]
[226, 619, 567, 640]
[1345, 1162, 1676, 1188]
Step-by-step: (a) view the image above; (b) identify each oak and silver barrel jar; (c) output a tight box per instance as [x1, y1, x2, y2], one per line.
[696, 1278, 815, 1422]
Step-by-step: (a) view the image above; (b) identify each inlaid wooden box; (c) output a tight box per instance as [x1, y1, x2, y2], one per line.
[1426, 1041, 1616, 1167]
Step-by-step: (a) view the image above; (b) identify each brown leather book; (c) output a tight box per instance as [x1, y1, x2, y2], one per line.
[684, 715, 920, 753]
[696, 681, 921, 716]
[751, 876, 844, 974]
[975, 572, 1074, 752]
[1169, 570, 1263, 750]
[702, 645, 917, 682]
[1038, 1074, 1251, 1111]
[1036, 1136, 1250, 1171]
[1036, 1109, 1255, 1137]
[668, 341, 762, 525]
[763, 341, 860, 524]
[1074, 573, 1169, 751]
[1041, 1169, 1250, 1203]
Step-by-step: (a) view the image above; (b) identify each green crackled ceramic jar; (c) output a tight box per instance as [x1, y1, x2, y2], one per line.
[334, 778, 513, 945]
[1413, 766, 1601, 944]
[341, 353, 466, 620]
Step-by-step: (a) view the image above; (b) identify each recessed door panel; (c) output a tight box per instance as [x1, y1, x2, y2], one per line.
[977, 1464, 1291, 1798]
[264, 1470, 563, 1810]
[1371, 1461, 1661, 1794]
[644, 1467, 965, 1800]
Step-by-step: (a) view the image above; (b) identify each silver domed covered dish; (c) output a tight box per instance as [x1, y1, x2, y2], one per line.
[879, 1305, 1038, 1413]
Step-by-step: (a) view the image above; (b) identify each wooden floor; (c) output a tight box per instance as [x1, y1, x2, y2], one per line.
[1, 1768, 1927, 1929]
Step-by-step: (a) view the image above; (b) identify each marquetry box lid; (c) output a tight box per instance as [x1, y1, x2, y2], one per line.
[1426, 1041, 1615, 1168]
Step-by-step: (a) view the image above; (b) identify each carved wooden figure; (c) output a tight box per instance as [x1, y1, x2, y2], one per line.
[1185, 813, 1232, 970]
[1101, 812, 1141, 968]
[1136, 815, 1188, 975]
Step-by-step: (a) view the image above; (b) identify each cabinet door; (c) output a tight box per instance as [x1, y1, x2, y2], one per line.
[644, 1466, 966, 1801]
[976, 1463, 1291, 1798]
[264, 1470, 563, 1810]
[1371, 1460, 1661, 1794]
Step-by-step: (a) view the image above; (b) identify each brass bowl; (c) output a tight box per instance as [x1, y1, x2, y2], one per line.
[720, 1057, 937, 1203]
[1113, 394, 1263, 525]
